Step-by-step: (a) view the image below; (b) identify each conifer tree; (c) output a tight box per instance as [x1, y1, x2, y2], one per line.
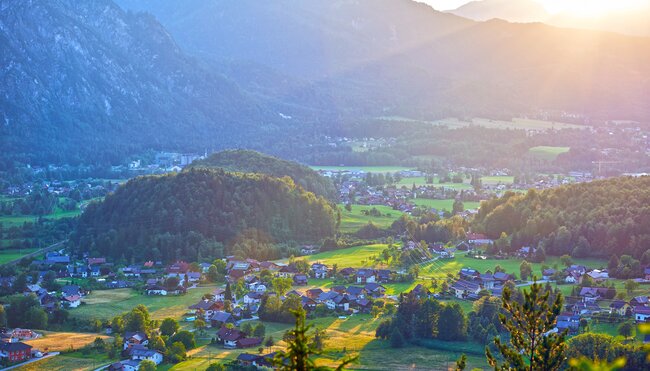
[486, 282, 566, 371]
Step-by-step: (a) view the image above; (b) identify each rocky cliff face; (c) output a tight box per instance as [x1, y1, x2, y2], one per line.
[0, 0, 273, 164]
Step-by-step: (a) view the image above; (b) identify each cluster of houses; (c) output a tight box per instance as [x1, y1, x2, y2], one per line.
[223, 257, 395, 286]
[234, 352, 278, 369]
[2, 177, 117, 200]
[22, 283, 85, 313]
[541, 264, 611, 284]
[142, 261, 202, 296]
[105, 331, 163, 371]
[168, 260, 395, 353]
[570, 290, 650, 323]
[554, 294, 650, 334]
[450, 268, 515, 300]
[0, 329, 40, 365]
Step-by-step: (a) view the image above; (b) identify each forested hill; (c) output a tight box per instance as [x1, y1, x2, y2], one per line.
[71, 169, 339, 263]
[188, 150, 337, 200]
[472, 176, 650, 259]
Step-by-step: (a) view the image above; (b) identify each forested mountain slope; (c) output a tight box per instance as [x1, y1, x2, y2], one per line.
[72, 169, 339, 262]
[473, 176, 650, 259]
[189, 150, 337, 200]
[0, 0, 277, 164]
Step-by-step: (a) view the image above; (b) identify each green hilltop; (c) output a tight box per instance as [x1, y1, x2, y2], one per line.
[73, 169, 339, 263]
[189, 150, 337, 200]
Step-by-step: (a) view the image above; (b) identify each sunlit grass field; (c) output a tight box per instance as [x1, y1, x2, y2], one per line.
[304, 243, 389, 268]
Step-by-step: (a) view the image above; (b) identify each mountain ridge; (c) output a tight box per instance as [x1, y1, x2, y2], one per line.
[0, 0, 278, 164]
[117, 0, 650, 123]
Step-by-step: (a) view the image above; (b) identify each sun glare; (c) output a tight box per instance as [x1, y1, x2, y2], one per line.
[541, 0, 648, 17]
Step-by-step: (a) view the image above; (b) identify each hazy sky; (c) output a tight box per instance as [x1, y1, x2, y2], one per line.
[418, 0, 649, 16]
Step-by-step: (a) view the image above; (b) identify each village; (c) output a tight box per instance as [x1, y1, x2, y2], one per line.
[1, 227, 649, 369]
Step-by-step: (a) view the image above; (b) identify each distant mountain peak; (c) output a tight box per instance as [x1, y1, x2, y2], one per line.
[448, 0, 549, 23]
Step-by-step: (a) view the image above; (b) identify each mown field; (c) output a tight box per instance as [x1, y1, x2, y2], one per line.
[70, 284, 219, 322]
[338, 204, 402, 233]
[528, 146, 571, 161]
[411, 198, 481, 211]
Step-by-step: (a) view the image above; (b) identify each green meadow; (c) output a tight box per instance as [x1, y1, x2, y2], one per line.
[338, 204, 402, 233]
[0, 209, 82, 227]
[0, 248, 40, 264]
